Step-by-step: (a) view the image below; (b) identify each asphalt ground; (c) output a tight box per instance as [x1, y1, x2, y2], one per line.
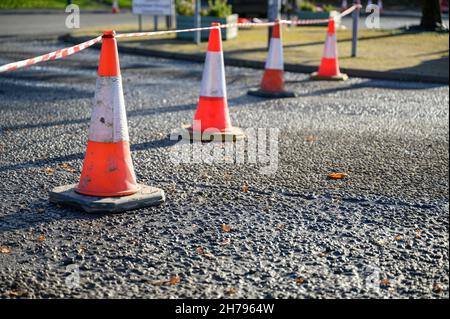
[0, 37, 448, 299]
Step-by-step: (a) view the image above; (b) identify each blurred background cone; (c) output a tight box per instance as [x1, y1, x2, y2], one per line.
[248, 19, 296, 99]
[311, 19, 348, 81]
[186, 23, 245, 142]
[378, 0, 383, 12]
[112, 0, 120, 14]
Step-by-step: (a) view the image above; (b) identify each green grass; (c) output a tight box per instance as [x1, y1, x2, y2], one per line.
[0, 0, 132, 9]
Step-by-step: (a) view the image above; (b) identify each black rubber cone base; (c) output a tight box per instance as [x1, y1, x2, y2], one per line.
[172, 126, 246, 142]
[310, 72, 349, 81]
[50, 184, 165, 213]
[247, 89, 296, 99]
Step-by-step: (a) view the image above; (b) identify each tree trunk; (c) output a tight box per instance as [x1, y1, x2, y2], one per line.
[420, 0, 443, 30]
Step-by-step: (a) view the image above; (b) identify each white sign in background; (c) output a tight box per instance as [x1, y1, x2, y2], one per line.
[132, 0, 174, 16]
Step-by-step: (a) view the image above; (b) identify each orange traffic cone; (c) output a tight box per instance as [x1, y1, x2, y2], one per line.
[77, 31, 136, 197]
[311, 19, 348, 81]
[50, 30, 165, 213]
[112, 0, 120, 14]
[187, 23, 245, 142]
[248, 19, 295, 99]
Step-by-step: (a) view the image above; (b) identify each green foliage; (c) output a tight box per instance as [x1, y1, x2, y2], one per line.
[298, 1, 335, 13]
[175, 0, 195, 16]
[299, 1, 316, 12]
[207, 0, 232, 18]
[175, 0, 232, 17]
[322, 4, 336, 12]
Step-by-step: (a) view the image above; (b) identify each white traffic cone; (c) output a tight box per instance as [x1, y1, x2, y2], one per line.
[311, 19, 348, 81]
[112, 0, 120, 14]
[186, 22, 245, 142]
[50, 30, 165, 213]
[248, 19, 295, 98]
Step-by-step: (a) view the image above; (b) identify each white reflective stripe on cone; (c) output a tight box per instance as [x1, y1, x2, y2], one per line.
[199, 51, 227, 98]
[323, 34, 337, 59]
[88, 76, 129, 143]
[265, 38, 284, 70]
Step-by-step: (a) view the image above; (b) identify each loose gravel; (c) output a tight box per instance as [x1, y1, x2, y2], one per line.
[0, 38, 448, 299]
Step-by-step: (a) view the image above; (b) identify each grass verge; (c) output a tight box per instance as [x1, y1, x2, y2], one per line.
[72, 24, 449, 79]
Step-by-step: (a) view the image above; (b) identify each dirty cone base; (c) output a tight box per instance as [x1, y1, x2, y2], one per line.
[50, 184, 165, 213]
[247, 89, 296, 99]
[185, 126, 246, 142]
[310, 72, 349, 81]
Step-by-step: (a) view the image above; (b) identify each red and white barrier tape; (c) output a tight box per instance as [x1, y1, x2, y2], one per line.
[0, 5, 361, 73]
[115, 21, 277, 39]
[0, 36, 102, 73]
[339, 4, 362, 18]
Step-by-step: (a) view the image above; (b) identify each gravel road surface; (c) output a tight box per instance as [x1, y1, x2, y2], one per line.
[0, 37, 448, 299]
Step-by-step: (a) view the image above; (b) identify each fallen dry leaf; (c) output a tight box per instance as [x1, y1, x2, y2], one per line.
[415, 229, 422, 239]
[0, 247, 12, 254]
[305, 135, 318, 143]
[219, 238, 231, 246]
[152, 275, 181, 286]
[196, 247, 215, 259]
[225, 287, 237, 295]
[36, 235, 46, 242]
[61, 163, 76, 173]
[44, 167, 55, 176]
[242, 185, 249, 193]
[9, 290, 28, 298]
[169, 275, 181, 285]
[222, 224, 232, 233]
[380, 278, 391, 287]
[432, 283, 443, 293]
[327, 172, 349, 180]
[204, 252, 215, 259]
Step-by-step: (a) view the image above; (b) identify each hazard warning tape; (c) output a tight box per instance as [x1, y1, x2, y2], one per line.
[0, 5, 361, 74]
[0, 36, 102, 73]
[115, 21, 277, 39]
